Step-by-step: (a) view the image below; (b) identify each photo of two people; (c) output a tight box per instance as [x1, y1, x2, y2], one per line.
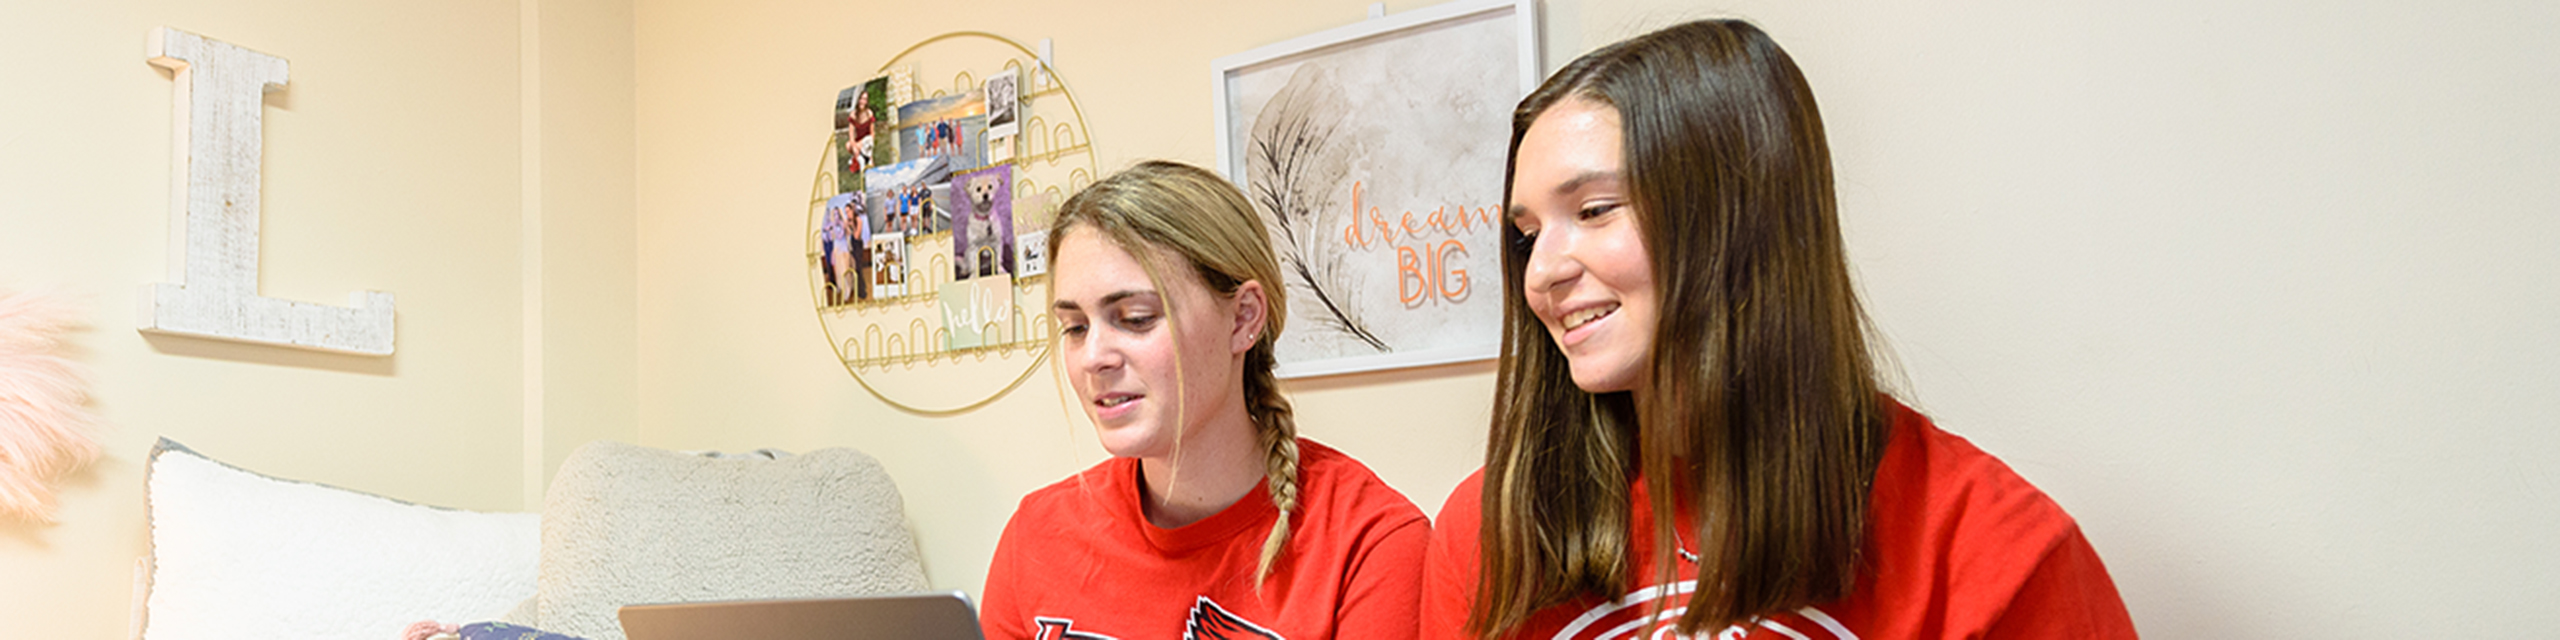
[819, 192, 869, 305]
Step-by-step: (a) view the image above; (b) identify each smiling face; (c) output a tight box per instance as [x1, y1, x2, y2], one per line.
[1049, 229, 1251, 460]
[1509, 97, 1659, 394]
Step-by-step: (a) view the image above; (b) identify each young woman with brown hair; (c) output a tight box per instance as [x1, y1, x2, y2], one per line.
[1420, 20, 2136, 639]
[980, 161, 1429, 640]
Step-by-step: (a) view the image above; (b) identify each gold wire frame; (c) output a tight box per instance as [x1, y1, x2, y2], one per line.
[806, 31, 1096, 415]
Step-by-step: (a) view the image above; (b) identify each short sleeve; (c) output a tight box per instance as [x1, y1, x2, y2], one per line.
[1983, 526, 2137, 639]
[1333, 516, 1430, 640]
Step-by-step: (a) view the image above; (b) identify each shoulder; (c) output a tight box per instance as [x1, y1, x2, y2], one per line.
[1871, 401, 2079, 548]
[1430, 470, 1484, 547]
[1292, 439, 1429, 535]
[1423, 469, 1486, 566]
[986, 458, 1135, 607]
[1001, 457, 1134, 539]
[1860, 400, 2126, 634]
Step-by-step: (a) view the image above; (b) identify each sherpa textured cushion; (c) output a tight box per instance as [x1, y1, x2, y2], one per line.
[140, 438, 540, 640]
[535, 441, 927, 640]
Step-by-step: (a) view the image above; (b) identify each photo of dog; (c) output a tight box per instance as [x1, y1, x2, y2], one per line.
[951, 165, 1014, 281]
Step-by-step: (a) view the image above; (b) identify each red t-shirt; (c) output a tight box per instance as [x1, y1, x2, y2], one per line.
[1421, 401, 2136, 639]
[982, 439, 1431, 640]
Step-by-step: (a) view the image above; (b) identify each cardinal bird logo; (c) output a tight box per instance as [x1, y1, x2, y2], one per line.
[1184, 596, 1284, 640]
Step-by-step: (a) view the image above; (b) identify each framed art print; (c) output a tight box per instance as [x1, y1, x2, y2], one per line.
[1212, 0, 1539, 378]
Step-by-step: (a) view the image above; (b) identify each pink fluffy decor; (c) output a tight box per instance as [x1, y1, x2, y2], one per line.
[0, 288, 101, 522]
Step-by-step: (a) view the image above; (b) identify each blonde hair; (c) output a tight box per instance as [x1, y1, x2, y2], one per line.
[1049, 160, 1300, 584]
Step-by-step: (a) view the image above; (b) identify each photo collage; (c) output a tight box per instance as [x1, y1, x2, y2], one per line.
[820, 69, 1036, 311]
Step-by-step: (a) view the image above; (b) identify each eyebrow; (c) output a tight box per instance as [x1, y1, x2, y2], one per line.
[1052, 289, 1157, 313]
[1507, 170, 1625, 218]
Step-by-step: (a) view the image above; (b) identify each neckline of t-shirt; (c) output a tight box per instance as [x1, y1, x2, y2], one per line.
[1114, 455, 1284, 553]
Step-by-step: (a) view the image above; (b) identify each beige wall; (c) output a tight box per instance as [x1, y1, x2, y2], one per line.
[4, 0, 2557, 637]
[1673, 2, 2560, 634]
[628, 0, 1567, 617]
[633, 0, 2560, 636]
[529, 0, 641, 504]
[0, 0, 635, 638]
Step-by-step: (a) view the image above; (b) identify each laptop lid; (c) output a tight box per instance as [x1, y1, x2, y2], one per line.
[618, 591, 985, 640]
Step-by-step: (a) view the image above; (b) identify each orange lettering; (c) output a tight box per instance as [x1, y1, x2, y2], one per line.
[1341, 182, 1512, 249]
[1397, 245, 1426, 305]
[1438, 239, 1470, 300]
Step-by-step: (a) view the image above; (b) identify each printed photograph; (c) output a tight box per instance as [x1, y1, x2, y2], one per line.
[1011, 188, 1058, 230]
[985, 69, 1020, 138]
[1015, 228, 1049, 278]
[833, 87, 863, 193]
[819, 192, 869, 305]
[952, 165, 1015, 281]
[868, 234, 909, 299]
[897, 90, 990, 172]
[860, 77, 893, 173]
[834, 79, 892, 194]
[885, 64, 915, 105]
[863, 156, 954, 235]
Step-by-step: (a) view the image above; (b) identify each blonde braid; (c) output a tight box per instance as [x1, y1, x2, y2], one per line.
[1247, 346, 1301, 586]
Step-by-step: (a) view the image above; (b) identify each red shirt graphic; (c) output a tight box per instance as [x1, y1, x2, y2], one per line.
[1421, 400, 2136, 639]
[984, 439, 1430, 640]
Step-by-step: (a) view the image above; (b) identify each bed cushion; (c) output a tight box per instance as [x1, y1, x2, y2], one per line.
[140, 438, 539, 640]
[535, 441, 927, 640]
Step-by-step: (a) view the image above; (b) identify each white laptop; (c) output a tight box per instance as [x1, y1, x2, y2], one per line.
[619, 591, 986, 640]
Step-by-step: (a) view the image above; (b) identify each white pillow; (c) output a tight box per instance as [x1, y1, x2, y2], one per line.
[536, 441, 927, 640]
[140, 438, 539, 640]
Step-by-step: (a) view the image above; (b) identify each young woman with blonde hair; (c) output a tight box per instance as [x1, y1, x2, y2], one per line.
[981, 160, 1429, 640]
[1421, 20, 2135, 639]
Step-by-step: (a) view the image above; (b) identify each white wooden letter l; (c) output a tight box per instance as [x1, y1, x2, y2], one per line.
[139, 27, 395, 356]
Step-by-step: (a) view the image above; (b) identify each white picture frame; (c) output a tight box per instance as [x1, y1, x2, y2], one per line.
[1212, 0, 1540, 378]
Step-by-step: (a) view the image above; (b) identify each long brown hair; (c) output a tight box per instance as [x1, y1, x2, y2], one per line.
[1048, 160, 1303, 585]
[1472, 19, 1889, 636]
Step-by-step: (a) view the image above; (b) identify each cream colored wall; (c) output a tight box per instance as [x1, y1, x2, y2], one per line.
[0, 0, 636, 638]
[635, 0, 2560, 636]
[3, 0, 2551, 637]
[629, 0, 1521, 611]
[528, 0, 642, 503]
[1631, 1, 2560, 635]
